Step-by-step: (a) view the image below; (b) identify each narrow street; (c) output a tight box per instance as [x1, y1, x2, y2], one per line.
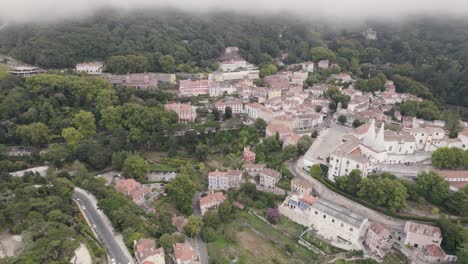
[191, 191, 209, 264]
[74, 187, 134, 264]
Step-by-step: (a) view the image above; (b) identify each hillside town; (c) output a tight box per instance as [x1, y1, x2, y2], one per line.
[1, 13, 468, 264]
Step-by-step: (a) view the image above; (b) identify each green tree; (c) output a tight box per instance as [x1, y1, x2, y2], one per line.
[259, 64, 278, 77]
[122, 154, 150, 181]
[297, 136, 313, 155]
[337, 169, 362, 195]
[432, 147, 468, 169]
[309, 164, 322, 178]
[166, 175, 195, 215]
[310, 46, 336, 61]
[16, 122, 49, 147]
[218, 200, 233, 223]
[184, 215, 203, 237]
[437, 216, 466, 252]
[358, 175, 408, 212]
[203, 210, 220, 229]
[159, 234, 175, 253]
[446, 190, 468, 216]
[338, 115, 347, 125]
[224, 106, 232, 119]
[416, 171, 450, 205]
[73, 110, 96, 138]
[202, 226, 217, 242]
[195, 144, 209, 162]
[458, 243, 468, 264]
[159, 55, 176, 73]
[61, 127, 83, 145]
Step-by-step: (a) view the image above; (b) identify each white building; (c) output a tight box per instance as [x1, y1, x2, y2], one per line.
[259, 168, 281, 189]
[214, 99, 243, 114]
[209, 83, 237, 97]
[279, 194, 368, 250]
[220, 59, 248, 72]
[291, 178, 313, 195]
[302, 61, 315, 72]
[208, 170, 242, 190]
[328, 120, 468, 180]
[76, 62, 104, 74]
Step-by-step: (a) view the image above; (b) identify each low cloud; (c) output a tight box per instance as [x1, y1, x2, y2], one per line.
[1, 0, 468, 23]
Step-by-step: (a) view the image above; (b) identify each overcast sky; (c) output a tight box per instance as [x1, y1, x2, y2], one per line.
[1, 0, 468, 23]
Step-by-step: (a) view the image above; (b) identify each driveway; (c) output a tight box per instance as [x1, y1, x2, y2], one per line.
[74, 188, 134, 264]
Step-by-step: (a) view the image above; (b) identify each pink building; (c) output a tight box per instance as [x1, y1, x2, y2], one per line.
[404, 222, 442, 248]
[317, 60, 329, 69]
[173, 241, 200, 264]
[134, 238, 165, 264]
[418, 244, 457, 263]
[115, 179, 151, 204]
[199, 192, 227, 215]
[122, 73, 159, 89]
[165, 102, 197, 123]
[242, 146, 256, 163]
[265, 124, 301, 145]
[179, 79, 215, 96]
[365, 223, 391, 259]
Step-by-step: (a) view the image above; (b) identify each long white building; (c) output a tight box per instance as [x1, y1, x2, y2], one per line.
[328, 119, 468, 180]
[279, 194, 368, 250]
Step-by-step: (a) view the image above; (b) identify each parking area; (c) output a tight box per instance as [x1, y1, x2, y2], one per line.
[303, 124, 353, 168]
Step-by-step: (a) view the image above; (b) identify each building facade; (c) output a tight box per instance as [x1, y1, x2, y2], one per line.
[208, 170, 242, 190]
[259, 168, 281, 189]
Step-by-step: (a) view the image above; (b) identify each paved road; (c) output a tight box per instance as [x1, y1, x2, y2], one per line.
[289, 158, 405, 230]
[74, 188, 133, 264]
[191, 191, 209, 264]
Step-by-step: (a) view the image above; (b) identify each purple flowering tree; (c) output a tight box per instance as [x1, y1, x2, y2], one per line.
[266, 207, 280, 224]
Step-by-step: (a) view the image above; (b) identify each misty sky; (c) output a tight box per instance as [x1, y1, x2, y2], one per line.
[1, 0, 468, 23]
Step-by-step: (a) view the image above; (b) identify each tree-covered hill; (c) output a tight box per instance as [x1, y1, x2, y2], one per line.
[1, 10, 468, 107]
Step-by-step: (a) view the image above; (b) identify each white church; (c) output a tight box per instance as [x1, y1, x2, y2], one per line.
[328, 119, 468, 180]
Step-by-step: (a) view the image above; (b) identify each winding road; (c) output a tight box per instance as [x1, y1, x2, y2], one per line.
[74, 188, 134, 264]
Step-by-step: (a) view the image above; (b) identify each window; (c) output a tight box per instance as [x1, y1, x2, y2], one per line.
[323, 215, 326, 219]
[356, 165, 360, 169]
[350, 228, 354, 232]
[346, 161, 350, 165]
[332, 219, 335, 223]
[341, 223, 344, 227]
[315, 211, 318, 215]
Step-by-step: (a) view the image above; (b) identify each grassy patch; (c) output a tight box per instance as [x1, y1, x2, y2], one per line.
[153, 195, 178, 216]
[382, 250, 410, 264]
[276, 177, 291, 191]
[0, 64, 10, 78]
[150, 163, 179, 172]
[301, 232, 343, 254]
[235, 210, 322, 263]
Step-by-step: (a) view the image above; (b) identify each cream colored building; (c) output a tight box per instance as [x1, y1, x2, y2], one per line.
[279, 194, 368, 250]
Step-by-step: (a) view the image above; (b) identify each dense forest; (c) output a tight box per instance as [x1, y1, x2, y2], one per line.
[1, 10, 468, 107]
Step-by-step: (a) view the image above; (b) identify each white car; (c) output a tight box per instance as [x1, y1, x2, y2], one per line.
[92, 224, 96, 228]
[82, 205, 86, 210]
[111, 258, 115, 263]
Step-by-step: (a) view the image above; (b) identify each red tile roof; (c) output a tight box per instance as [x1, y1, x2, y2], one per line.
[301, 194, 316, 205]
[199, 192, 227, 207]
[174, 241, 198, 262]
[426, 244, 446, 257]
